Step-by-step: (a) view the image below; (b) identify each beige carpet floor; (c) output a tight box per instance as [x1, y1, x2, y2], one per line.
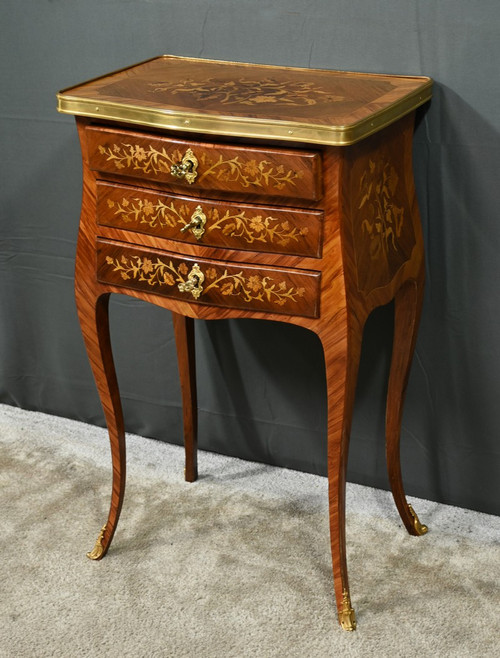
[0, 403, 499, 657]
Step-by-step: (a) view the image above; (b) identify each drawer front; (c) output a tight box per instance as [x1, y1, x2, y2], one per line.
[97, 240, 320, 318]
[96, 182, 323, 257]
[87, 126, 322, 202]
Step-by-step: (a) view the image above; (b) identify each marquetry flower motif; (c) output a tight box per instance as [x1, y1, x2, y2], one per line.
[104, 255, 306, 307]
[147, 77, 344, 107]
[244, 160, 260, 177]
[249, 216, 265, 233]
[142, 200, 155, 216]
[134, 146, 147, 162]
[247, 275, 262, 292]
[97, 143, 182, 177]
[106, 196, 308, 248]
[358, 159, 405, 260]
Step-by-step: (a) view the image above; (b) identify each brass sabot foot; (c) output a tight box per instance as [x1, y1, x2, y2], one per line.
[86, 524, 107, 560]
[408, 505, 428, 536]
[338, 589, 357, 631]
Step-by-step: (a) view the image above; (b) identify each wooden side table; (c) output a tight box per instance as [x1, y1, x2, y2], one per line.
[58, 56, 432, 630]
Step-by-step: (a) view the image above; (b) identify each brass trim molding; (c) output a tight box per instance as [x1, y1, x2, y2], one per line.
[57, 90, 432, 146]
[57, 56, 432, 146]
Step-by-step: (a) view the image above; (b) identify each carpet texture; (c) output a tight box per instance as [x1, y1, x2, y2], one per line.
[0, 403, 499, 657]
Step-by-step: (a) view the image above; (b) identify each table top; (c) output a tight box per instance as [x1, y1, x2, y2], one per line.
[57, 55, 432, 146]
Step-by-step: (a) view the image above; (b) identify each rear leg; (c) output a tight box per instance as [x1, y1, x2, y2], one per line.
[386, 277, 428, 536]
[172, 313, 198, 482]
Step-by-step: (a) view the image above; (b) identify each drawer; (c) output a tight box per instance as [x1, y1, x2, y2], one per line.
[87, 126, 322, 202]
[96, 181, 323, 258]
[97, 240, 321, 318]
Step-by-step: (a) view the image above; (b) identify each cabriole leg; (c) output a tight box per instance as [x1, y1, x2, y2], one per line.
[386, 276, 428, 536]
[318, 315, 363, 631]
[75, 287, 126, 559]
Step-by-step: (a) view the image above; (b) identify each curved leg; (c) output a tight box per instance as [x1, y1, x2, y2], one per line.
[318, 313, 364, 631]
[75, 286, 126, 559]
[386, 276, 428, 536]
[172, 313, 198, 482]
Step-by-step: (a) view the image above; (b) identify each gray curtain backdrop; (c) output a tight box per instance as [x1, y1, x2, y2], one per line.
[1, 1, 499, 515]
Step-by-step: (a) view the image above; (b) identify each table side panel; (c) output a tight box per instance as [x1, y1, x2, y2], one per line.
[342, 114, 421, 299]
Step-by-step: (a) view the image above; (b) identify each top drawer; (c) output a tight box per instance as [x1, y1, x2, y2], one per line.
[86, 126, 322, 202]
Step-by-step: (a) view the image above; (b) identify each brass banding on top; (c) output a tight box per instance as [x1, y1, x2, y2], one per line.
[57, 55, 432, 146]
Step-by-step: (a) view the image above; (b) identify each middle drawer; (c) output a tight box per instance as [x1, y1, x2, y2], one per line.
[96, 181, 323, 257]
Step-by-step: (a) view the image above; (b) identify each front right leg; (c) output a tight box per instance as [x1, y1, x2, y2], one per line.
[75, 285, 126, 560]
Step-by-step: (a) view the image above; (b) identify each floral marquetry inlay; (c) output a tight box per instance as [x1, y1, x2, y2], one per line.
[352, 135, 417, 295]
[103, 254, 307, 307]
[105, 196, 309, 247]
[148, 77, 344, 107]
[210, 211, 309, 247]
[358, 159, 405, 261]
[96, 143, 303, 192]
[97, 143, 179, 176]
[197, 152, 303, 191]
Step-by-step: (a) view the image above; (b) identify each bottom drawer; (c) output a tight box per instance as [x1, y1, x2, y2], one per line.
[97, 240, 320, 318]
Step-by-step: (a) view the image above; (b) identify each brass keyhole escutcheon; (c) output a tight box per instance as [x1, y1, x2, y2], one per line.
[170, 148, 198, 184]
[180, 205, 207, 240]
[178, 263, 205, 300]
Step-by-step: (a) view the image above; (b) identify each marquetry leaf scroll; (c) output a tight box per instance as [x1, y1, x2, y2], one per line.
[104, 255, 307, 307]
[97, 143, 303, 192]
[358, 159, 405, 261]
[105, 197, 309, 247]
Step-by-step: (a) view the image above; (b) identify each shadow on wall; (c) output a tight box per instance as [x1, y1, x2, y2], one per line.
[197, 306, 395, 487]
[198, 319, 328, 474]
[405, 83, 500, 514]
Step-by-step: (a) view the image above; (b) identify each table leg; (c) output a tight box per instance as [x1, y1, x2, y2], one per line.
[172, 313, 198, 482]
[75, 288, 126, 560]
[318, 315, 363, 631]
[386, 276, 428, 536]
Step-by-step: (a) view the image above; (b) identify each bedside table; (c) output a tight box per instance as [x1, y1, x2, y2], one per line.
[58, 56, 432, 630]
